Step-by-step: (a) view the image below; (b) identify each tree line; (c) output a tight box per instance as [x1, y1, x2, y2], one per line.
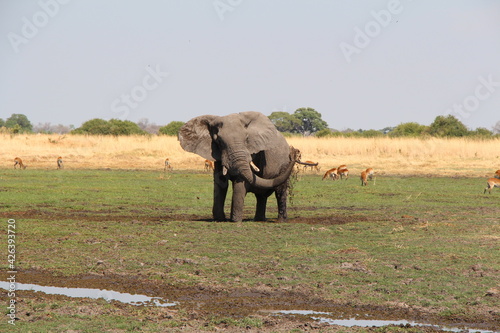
[1, 108, 499, 138]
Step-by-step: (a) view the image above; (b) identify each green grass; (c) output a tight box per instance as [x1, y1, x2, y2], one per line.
[0, 169, 499, 331]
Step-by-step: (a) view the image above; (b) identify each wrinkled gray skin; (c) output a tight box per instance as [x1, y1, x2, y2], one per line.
[178, 111, 299, 222]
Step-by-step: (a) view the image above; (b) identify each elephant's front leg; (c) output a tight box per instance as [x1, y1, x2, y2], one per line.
[230, 179, 247, 222]
[254, 193, 270, 221]
[213, 162, 228, 221]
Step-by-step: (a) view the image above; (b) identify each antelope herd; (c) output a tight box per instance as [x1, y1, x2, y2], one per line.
[9, 156, 499, 195]
[322, 164, 373, 186]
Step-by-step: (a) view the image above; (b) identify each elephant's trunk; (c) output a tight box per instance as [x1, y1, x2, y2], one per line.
[229, 147, 297, 190]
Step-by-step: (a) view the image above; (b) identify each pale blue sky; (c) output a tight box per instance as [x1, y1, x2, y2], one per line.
[1, 0, 499, 131]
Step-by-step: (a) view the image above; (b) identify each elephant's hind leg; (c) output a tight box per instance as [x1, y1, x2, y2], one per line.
[274, 183, 288, 223]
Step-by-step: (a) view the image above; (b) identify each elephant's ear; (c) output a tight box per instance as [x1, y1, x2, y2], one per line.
[178, 115, 220, 161]
[239, 111, 281, 154]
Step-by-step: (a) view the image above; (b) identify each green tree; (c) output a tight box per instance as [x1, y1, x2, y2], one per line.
[390, 122, 428, 137]
[0, 118, 5, 127]
[315, 128, 335, 137]
[159, 121, 185, 136]
[381, 126, 395, 135]
[428, 115, 468, 137]
[292, 107, 328, 135]
[5, 113, 32, 132]
[109, 119, 146, 135]
[268, 112, 302, 133]
[468, 127, 493, 138]
[359, 129, 384, 138]
[72, 118, 111, 135]
[71, 118, 145, 135]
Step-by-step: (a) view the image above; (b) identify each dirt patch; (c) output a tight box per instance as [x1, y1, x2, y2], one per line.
[3, 208, 374, 226]
[2, 208, 497, 331]
[2, 269, 497, 332]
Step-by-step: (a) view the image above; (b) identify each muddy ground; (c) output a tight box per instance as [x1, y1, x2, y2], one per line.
[2, 211, 498, 332]
[2, 268, 497, 332]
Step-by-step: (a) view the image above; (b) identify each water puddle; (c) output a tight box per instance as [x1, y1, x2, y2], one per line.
[1, 281, 496, 332]
[275, 310, 495, 333]
[0, 281, 176, 307]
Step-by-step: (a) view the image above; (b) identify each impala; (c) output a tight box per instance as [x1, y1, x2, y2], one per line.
[14, 157, 26, 169]
[204, 159, 214, 172]
[495, 169, 500, 179]
[365, 167, 374, 180]
[303, 160, 320, 172]
[57, 156, 64, 169]
[360, 170, 368, 186]
[322, 167, 338, 180]
[164, 158, 172, 171]
[338, 168, 349, 180]
[484, 178, 500, 194]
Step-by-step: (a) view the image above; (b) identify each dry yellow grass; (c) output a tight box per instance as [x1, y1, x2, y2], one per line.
[287, 136, 500, 177]
[1, 134, 498, 176]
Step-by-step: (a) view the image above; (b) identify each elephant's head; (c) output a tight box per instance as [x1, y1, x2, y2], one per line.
[178, 111, 297, 189]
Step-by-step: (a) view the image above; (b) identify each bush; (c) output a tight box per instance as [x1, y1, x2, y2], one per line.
[5, 113, 32, 133]
[72, 118, 146, 135]
[390, 122, 428, 137]
[159, 121, 185, 136]
[428, 115, 468, 137]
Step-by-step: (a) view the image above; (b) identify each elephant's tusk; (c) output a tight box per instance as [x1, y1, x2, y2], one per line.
[250, 161, 260, 173]
[222, 166, 228, 176]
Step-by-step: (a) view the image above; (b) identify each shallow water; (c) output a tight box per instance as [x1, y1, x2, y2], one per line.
[276, 310, 496, 333]
[0, 281, 176, 307]
[1, 281, 496, 332]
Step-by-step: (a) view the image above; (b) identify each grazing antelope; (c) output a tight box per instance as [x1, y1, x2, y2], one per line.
[303, 160, 320, 172]
[360, 170, 368, 186]
[337, 164, 347, 171]
[14, 157, 26, 169]
[365, 168, 374, 180]
[322, 167, 338, 180]
[204, 159, 214, 172]
[495, 169, 500, 179]
[338, 168, 349, 180]
[484, 178, 500, 194]
[164, 158, 172, 171]
[57, 156, 64, 169]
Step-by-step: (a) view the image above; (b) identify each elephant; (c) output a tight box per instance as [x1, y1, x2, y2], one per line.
[178, 111, 301, 222]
